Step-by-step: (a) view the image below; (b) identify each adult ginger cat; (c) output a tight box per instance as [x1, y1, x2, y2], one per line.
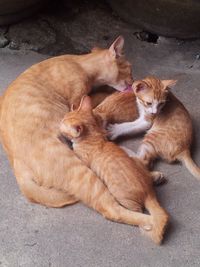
[60, 95, 169, 244]
[95, 76, 200, 179]
[0, 37, 150, 228]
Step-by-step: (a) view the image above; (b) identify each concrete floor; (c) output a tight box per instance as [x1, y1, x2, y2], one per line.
[0, 1, 200, 266]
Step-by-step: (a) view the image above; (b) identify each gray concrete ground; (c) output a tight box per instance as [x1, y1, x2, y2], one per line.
[0, 1, 200, 266]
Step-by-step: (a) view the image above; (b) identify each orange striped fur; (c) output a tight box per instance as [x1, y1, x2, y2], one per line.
[94, 76, 200, 180]
[60, 95, 169, 244]
[0, 37, 157, 230]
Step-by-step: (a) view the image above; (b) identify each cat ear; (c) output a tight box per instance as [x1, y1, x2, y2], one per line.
[162, 79, 177, 90]
[78, 95, 92, 112]
[132, 81, 148, 94]
[109, 36, 124, 58]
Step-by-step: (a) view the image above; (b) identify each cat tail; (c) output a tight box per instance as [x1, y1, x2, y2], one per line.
[142, 193, 169, 245]
[178, 150, 200, 180]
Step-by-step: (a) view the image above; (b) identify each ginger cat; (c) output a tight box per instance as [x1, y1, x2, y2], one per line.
[95, 76, 200, 179]
[107, 77, 176, 139]
[60, 95, 169, 244]
[0, 37, 150, 228]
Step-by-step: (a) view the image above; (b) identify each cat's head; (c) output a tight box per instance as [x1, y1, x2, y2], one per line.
[60, 96, 101, 140]
[132, 76, 177, 115]
[91, 36, 133, 91]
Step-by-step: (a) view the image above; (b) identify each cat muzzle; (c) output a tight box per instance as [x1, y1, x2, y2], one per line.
[123, 85, 133, 92]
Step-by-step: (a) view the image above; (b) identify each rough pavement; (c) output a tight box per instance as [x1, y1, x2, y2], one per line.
[0, 1, 200, 266]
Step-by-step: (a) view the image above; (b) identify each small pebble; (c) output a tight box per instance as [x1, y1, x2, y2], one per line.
[8, 41, 19, 50]
[196, 54, 200, 60]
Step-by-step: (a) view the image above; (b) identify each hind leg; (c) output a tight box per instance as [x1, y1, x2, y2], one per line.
[137, 143, 168, 185]
[13, 159, 78, 208]
[137, 142, 157, 169]
[89, 90, 113, 108]
[93, 91, 137, 125]
[59, 161, 152, 229]
[121, 146, 165, 185]
[14, 156, 152, 230]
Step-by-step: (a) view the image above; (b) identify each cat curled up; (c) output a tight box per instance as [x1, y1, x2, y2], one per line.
[0, 36, 153, 228]
[60, 95, 169, 244]
[101, 76, 200, 179]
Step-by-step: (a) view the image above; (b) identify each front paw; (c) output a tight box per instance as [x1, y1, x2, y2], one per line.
[107, 124, 121, 140]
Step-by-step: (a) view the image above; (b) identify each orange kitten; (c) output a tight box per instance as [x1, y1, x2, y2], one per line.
[107, 77, 176, 139]
[60, 96, 169, 244]
[0, 37, 150, 229]
[96, 76, 200, 179]
[93, 90, 137, 124]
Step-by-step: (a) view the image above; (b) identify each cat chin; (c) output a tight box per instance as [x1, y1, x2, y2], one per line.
[110, 83, 127, 92]
[146, 111, 158, 115]
[122, 85, 133, 92]
[112, 86, 132, 92]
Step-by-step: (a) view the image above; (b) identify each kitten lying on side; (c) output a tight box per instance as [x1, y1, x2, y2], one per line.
[107, 76, 200, 179]
[60, 95, 169, 244]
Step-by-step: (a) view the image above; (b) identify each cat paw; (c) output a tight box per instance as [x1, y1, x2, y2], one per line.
[151, 171, 167, 186]
[107, 124, 120, 140]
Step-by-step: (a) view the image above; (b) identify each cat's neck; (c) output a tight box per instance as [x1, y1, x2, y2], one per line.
[72, 128, 107, 156]
[76, 52, 107, 87]
[73, 130, 106, 146]
[136, 98, 155, 122]
[72, 130, 107, 167]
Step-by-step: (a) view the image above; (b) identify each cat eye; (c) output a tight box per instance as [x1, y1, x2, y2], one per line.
[158, 102, 165, 108]
[146, 102, 152, 106]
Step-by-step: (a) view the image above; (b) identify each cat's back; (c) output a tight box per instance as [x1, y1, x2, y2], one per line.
[2, 54, 86, 99]
[153, 92, 191, 126]
[0, 54, 86, 157]
[91, 141, 152, 205]
[0, 54, 89, 126]
[99, 142, 151, 188]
